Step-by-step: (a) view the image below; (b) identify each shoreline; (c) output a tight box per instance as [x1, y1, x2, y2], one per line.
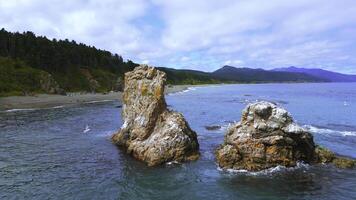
[0, 85, 193, 111]
[0, 82, 347, 111]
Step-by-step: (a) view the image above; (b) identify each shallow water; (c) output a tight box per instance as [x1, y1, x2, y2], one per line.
[1, 83, 356, 199]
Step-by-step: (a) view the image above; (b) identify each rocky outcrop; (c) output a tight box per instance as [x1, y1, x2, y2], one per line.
[39, 72, 66, 95]
[79, 68, 100, 92]
[114, 76, 124, 92]
[216, 101, 316, 171]
[314, 146, 356, 168]
[112, 65, 199, 166]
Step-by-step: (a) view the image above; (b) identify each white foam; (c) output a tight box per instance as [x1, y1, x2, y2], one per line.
[95, 130, 115, 138]
[84, 100, 114, 104]
[168, 87, 197, 95]
[1, 104, 68, 113]
[218, 124, 230, 132]
[304, 125, 356, 137]
[51, 105, 65, 109]
[166, 161, 180, 165]
[2, 108, 37, 113]
[218, 162, 309, 176]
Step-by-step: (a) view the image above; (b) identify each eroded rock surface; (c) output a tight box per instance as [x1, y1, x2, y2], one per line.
[216, 101, 316, 171]
[112, 65, 199, 166]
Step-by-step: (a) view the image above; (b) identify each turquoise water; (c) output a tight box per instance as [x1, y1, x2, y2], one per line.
[1, 83, 355, 199]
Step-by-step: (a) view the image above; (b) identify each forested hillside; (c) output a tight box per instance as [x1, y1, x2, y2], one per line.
[0, 28, 139, 96]
[0, 29, 225, 96]
[0, 29, 325, 97]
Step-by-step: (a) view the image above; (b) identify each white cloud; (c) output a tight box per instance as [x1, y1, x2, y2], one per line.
[141, 59, 150, 64]
[224, 60, 244, 66]
[180, 56, 190, 62]
[1, 0, 356, 73]
[0, 0, 149, 57]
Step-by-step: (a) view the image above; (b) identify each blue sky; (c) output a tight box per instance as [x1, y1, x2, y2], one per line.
[1, 0, 356, 74]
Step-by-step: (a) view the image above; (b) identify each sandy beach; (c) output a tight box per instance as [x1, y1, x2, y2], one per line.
[0, 85, 190, 111]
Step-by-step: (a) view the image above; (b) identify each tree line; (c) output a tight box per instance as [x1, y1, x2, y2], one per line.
[0, 28, 137, 75]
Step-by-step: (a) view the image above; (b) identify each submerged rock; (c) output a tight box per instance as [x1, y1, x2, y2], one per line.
[314, 146, 356, 169]
[205, 125, 221, 131]
[112, 65, 199, 166]
[216, 101, 316, 171]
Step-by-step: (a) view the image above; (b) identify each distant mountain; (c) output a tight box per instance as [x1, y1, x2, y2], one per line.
[273, 67, 356, 82]
[211, 65, 324, 83]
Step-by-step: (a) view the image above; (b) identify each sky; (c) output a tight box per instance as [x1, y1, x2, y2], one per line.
[1, 0, 356, 74]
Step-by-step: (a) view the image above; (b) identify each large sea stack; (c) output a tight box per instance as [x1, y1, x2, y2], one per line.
[216, 101, 316, 171]
[112, 65, 199, 166]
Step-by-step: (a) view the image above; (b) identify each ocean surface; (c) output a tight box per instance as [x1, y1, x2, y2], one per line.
[1, 83, 355, 200]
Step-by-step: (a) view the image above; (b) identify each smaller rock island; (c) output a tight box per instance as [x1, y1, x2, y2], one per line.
[216, 101, 355, 171]
[112, 65, 199, 166]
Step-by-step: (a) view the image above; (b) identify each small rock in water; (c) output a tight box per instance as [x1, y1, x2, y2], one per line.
[216, 101, 316, 171]
[204, 125, 221, 131]
[314, 146, 356, 168]
[216, 101, 356, 171]
[112, 65, 199, 166]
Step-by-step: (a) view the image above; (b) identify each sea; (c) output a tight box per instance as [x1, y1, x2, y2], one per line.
[1, 83, 355, 199]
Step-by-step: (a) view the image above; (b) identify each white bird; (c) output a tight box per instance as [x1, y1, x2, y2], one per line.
[83, 125, 90, 133]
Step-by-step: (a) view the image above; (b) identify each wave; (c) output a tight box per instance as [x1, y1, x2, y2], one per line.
[94, 130, 115, 138]
[168, 87, 197, 95]
[84, 100, 115, 104]
[304, 125, 356, 137]
[165, 161, 180, 165]
[2, 108, 37, 113]
[218, 162, 309, 176]
[1, 105, 66, 113]
[51, 105, 65, 109]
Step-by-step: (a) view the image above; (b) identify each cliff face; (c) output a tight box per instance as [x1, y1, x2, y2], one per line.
[112, 65, 199, 166]
[39, 72, 65, 95]
[216, 101, 315, 171]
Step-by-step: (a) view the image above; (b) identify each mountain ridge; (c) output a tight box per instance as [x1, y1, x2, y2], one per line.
[211, 65, 326, 83]
[272, 66, 356, 82]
